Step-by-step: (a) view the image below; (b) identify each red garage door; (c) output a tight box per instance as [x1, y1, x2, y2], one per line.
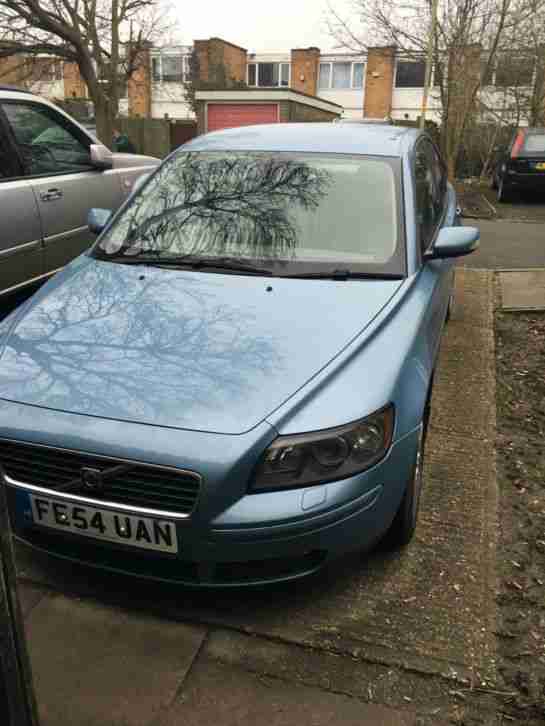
[207, 103, 278, 132]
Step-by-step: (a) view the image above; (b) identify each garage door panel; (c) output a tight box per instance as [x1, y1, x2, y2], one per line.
[207, 104, 278, 132]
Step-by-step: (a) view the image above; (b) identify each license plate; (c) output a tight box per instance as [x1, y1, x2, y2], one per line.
[29, 495, 178, 554]
[535, 162, 545, 170]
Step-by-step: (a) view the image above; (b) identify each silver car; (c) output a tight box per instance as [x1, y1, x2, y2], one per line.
[0, 85, 158, 299]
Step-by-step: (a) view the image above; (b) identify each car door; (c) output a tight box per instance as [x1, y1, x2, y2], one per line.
[414, 138, 454, 368]
[0, 99, 123, 275]
[0, 111, 43, 296]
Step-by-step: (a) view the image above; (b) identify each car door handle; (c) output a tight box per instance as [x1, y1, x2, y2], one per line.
[40, 188, 63, 202]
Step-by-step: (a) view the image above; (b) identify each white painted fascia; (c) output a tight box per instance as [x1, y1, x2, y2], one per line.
[195, 90, 342, 114]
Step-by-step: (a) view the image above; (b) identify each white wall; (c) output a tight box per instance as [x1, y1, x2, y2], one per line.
[479, 86, 531, 126]
[318, 89, 364, 118]
[151, 82, 194, 119]
[391, 87, 442, 123]
[30, 79, 64, 99]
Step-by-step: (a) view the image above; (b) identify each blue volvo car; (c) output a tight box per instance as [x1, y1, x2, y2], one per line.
[0, 123, 478, 586]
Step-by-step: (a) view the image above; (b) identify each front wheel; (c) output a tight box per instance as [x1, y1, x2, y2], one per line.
[383, 424, 426, 548]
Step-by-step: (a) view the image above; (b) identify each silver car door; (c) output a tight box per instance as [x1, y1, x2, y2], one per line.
[1, 100, 123, 275]
[0, 112, 43, 296]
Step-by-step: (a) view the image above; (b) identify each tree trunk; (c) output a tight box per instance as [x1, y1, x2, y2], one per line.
[94, 95, 116, 149]
[446, 154, 456, 181]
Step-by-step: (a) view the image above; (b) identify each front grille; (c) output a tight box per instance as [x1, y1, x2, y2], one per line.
[0, 439, 200, 516]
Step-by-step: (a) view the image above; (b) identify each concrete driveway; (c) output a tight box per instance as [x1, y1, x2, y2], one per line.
[461, 219, 545, 270]
[15, 268, 499, 726]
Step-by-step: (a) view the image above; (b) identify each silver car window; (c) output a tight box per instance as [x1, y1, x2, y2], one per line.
[2, 101, 93, 176]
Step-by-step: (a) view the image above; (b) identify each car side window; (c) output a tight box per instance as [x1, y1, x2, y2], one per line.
[415, 141, 443, 252]
[1, 101, 93, 177]
[0, 119, 20, 179]
[429, 144, 447, 213]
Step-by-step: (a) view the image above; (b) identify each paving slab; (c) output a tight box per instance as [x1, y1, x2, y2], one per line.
[25, 592, 207, 726]
[16, 269, 499, 688]
[499, 269, 545, 310]
[157, 654, 416, 726]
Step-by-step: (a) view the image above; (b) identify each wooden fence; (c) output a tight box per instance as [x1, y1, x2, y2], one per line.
[116, 117, 197, 158]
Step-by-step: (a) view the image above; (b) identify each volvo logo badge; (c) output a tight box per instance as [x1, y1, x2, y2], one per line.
[80, 467, 103, 491]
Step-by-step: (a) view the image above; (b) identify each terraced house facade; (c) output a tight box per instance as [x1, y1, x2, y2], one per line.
[1, 37, 542, 127]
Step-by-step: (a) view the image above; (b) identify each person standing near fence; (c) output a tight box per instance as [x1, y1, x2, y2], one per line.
[113, 128, 136, 154]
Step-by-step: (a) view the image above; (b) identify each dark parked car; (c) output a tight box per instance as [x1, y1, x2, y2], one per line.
[492, 127, 545, 202]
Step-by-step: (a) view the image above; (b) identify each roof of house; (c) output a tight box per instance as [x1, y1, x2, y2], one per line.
[184, 122, 418, 157]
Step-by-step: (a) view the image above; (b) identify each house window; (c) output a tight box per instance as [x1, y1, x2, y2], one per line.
[395, 61, 426, 88]
[152, 54, 187, 83]
[318, 63, 331, 89]
[352, 62, 364, 89]
[318, 61, 365, 90]
[332, 62, 351, 89]
[31, 58, 63, 83]
[247, 62, 290, 87]
[494, 55, 534, 87]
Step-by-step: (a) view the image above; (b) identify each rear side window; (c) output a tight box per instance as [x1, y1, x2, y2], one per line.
[1, 101, 93, 176]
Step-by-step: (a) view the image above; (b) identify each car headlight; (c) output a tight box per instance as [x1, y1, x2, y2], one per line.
[250, 405, 394, 492]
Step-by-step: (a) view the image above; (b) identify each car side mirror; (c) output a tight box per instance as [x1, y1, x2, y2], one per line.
[88, 208, 112, 235]
[90, 144, 113, 170]
[427, 226, 479, 259]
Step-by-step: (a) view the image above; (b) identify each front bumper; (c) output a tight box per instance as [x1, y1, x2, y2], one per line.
[7, 426, 420, 587]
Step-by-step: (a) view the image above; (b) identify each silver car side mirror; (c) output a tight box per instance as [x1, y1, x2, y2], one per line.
[88, 208, 112, 235]
[90, 144, 113, 170]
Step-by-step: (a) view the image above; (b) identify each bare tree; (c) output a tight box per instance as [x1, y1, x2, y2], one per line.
[0, 1, 177, 146]
[327, 0, 543, 177]
[184, 47, 248, 117]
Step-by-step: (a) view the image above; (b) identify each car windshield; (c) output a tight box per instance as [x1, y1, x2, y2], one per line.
[93, 151, 404, 276]
[523, 133, 545, 154]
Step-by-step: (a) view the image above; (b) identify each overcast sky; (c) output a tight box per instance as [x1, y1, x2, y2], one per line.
[173, 0, 358, 53]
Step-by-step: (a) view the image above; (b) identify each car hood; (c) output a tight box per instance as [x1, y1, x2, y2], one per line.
[0, 258, 403, 434]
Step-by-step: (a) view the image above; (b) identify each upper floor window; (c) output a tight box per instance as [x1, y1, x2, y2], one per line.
[30, 58, 63, 83]
[492, 55, 534, 88]
[152, 54, 189, 83]
[318, 61, 364, 90]
[247, 62, 290, 87]
[395, 61, 426, 88]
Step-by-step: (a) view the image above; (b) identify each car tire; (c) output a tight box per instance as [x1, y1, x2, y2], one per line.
[446, 293, 454, 323]
[383, 395, 430, 550]
[497, 176, 512, 203]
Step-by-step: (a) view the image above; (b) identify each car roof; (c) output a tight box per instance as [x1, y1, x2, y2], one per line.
[183, 122, 420, 157]
[0, 84, 33, 94]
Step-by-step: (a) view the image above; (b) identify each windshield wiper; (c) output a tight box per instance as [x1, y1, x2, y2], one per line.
[282, 269, 404, 280]
[184, 257, 273, 275]
[100, 253, 273, 276]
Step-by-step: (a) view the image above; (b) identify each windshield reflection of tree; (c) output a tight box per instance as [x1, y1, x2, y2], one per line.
[99, 153, 332, 261]
[1, 262, 282, 420]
